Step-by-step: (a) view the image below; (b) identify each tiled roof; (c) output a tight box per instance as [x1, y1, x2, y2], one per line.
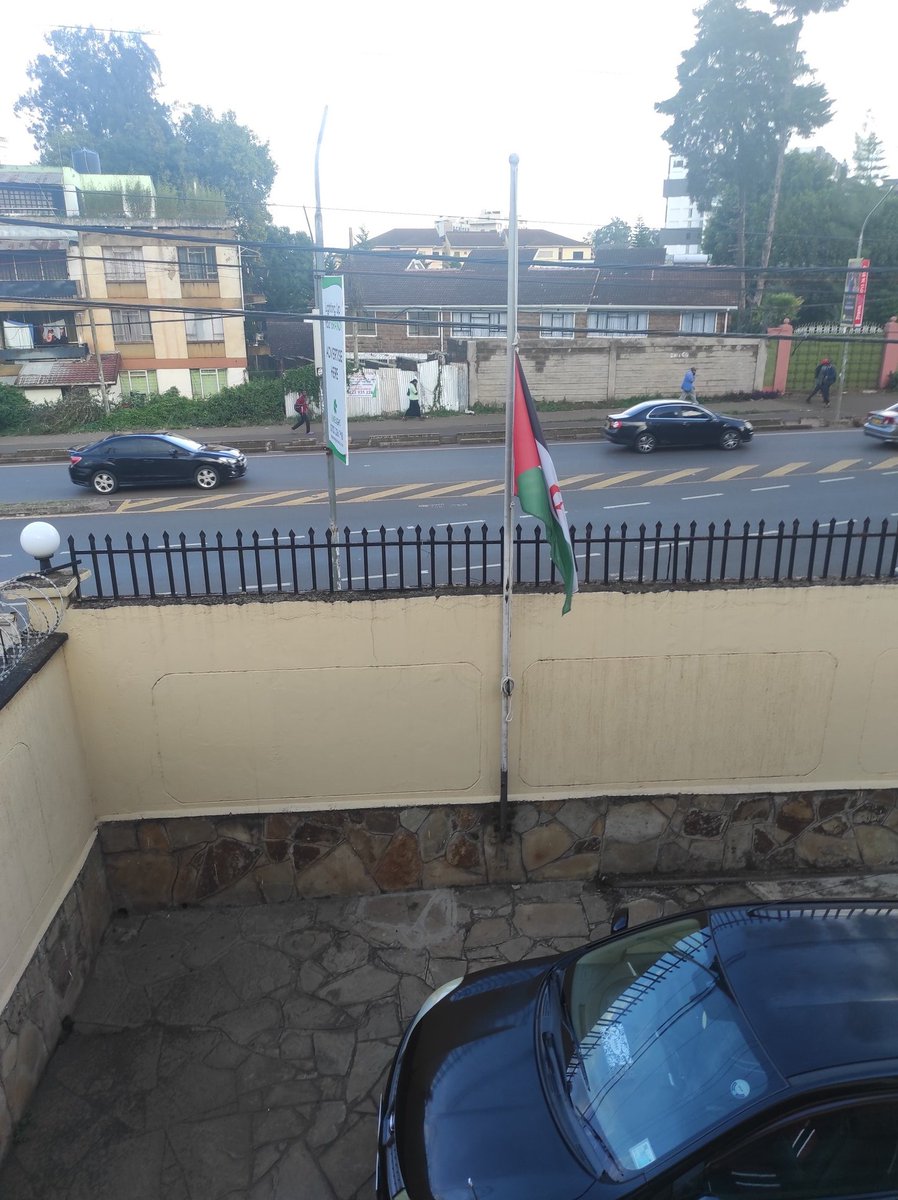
[365, 226, 588, 249]
[16, 353, 121, 387]
[351, 260, 739, 310]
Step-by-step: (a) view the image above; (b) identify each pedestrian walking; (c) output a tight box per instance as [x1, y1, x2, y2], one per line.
[291, 390, 313, 434]
[805, 359, 837, 407]
[404, 376, 424, 420]
[679, 366, 697, 401]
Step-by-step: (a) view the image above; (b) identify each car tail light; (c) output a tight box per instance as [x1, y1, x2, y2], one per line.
[608, 419, 623, 429]
[69, 454, 82, 464]
[884, 417, 896, 426]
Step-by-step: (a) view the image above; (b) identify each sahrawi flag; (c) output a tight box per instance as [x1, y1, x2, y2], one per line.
[513, 353, 578, 613]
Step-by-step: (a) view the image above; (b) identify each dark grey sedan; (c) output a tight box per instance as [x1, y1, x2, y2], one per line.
[605, 402, 753, 454]
[68, 433, 247, 494]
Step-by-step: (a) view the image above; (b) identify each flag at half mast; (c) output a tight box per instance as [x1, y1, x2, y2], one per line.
[512, 352, 578, 613]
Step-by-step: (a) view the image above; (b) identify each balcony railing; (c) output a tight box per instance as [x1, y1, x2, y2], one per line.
[66, 517, 898, 602]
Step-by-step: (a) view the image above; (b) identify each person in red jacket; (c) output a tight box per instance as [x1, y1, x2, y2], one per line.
[291, 391, 312, 434]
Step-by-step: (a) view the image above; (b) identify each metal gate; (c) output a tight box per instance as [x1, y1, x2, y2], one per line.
[785, 325, 884, 392]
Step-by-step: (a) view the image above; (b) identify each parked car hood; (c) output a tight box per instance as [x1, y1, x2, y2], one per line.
[393, 961, 597, 1200]
[200, 443, 242, 455]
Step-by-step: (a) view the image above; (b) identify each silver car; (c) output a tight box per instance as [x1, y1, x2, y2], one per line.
[863, 401, 898, 444]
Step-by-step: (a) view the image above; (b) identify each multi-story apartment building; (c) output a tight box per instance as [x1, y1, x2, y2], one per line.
[659, 155, 710, 261]
[365, 213, 592, 266]
[0, 163, 247, 403]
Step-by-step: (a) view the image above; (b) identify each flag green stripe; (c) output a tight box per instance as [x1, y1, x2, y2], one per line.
[516, 465, 554, 523]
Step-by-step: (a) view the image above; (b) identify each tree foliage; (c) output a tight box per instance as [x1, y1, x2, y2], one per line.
[656, 0, 838, 320]
[853, 115, 888, 183]
[15, 29, 175, 175]
[253, 225, 314, 313]
[590, 217, 659, 254]
[175, 106, 276, 235]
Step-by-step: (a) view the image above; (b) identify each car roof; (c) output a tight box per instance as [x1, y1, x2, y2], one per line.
[711, 904, 898, 1080]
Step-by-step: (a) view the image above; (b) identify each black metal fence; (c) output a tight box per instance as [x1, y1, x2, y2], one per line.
[65, 517, 898, 601]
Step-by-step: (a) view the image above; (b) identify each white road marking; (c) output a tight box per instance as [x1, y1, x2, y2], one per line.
[680, 492, 724, 500]
[603, 501, 651, 510]
[752, 485, 790, 492]
[818, 476, 855, 483]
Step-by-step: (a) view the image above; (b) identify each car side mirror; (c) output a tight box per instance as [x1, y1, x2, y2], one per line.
[170, 449, 179, 457]
[610, 906, 629, 933]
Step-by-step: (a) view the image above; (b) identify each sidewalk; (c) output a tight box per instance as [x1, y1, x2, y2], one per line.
[0, 390, 886, 465]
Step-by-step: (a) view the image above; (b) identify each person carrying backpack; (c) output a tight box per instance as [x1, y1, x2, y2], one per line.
[805, 359, 837, 407]
[291, 390, 312, 434]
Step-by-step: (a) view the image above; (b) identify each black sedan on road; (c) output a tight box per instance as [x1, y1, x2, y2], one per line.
[376, 902, 898, 1200]
[605, 401, 753, 453]
[68, 433, 247, 494]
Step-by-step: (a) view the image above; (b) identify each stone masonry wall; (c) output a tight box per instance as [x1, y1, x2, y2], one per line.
[99, 789, 898, 913]
[0, 839, 110, 1168]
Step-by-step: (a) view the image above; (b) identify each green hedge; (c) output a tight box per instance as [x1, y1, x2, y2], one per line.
[18, 379, 290, 435]
[0, 384, 30, 433]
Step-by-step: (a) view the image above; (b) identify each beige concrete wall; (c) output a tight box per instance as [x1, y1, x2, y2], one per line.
[0, 644, 96, 1012]
[468, 339, 766, 406]
[62, 584, 898, 822]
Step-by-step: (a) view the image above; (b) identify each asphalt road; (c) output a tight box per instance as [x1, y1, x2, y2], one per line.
[2, 430, 897, 584]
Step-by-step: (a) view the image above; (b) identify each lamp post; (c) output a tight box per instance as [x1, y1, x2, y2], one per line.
[834, 180, 898, 422]
[19, 522, 61, 573]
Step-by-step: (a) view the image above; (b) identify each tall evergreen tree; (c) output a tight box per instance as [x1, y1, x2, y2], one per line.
[853, 114, 887, 183]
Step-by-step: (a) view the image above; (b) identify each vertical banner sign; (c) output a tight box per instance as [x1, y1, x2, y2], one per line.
[841, 258, 870, 327]
[322, 276, 348, 463]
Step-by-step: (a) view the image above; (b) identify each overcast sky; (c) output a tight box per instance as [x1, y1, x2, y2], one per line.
[1, 0, 894, 246]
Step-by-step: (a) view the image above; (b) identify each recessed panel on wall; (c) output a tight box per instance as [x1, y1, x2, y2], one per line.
[152, 664, 482, 804]
[0, 743, 55, 981]
[518, 652, 834, 787]
[860, 649, 898, 775]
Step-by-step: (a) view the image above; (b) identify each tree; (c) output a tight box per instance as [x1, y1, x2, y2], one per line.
[629, 219, 658, 248]
[853, 114, 887, 183]
[656, 0, 836, 321]
[253, 225, 314, 313]
[175, 106, 276, 236]
[751, 0, 845, 309]
[591, 218, 631, 252]
[15, 28, 175, 175]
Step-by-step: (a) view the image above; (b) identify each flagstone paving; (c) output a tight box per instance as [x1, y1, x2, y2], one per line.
[2, 872, 897, 1199]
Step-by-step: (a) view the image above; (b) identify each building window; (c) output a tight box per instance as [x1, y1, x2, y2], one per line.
[572, 251, 585, 260]
[111, 308, 152, 343]
[450, 310, 507, 339]
[407, 309, 437, 337]
[540, 311, 575, 339]
[588, 311, 648, 337]
[190, 368, 228, 398]
[178, 246, 218, 282]
[679, 310, 718, 334]
[121, 370, 158, 397]
[0, 252, 68, 282]
[352, 316, 377, 337]
[185, 312, 224, 342]
[103, 247, 146, 282]
[0, 184, 64, 217]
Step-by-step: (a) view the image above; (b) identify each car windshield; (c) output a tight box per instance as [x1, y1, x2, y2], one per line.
[557, 917, 783, 1176]
[164, 435, 205, 452]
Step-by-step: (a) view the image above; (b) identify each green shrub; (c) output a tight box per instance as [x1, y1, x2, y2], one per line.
[0, 383, 33, 432]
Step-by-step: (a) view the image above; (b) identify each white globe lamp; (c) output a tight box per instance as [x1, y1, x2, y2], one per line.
[20, 522, 62, 573]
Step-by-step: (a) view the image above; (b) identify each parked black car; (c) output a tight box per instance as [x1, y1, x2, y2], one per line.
[605, 401, 753, 453]
[376, 902, 898, 1200]
[68, 433, 247, 494]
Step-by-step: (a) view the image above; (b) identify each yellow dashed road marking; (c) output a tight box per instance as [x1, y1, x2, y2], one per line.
[344, 482, 428, 502]
[817, 458, 862, 474]
[282, 487, 368, 505]
[559, 474, 603, 487]
[762, 462, 808, 477]
[581, 471, 651, 489]
[869, 456, 898, 469]
[215, 490, 310, 510]
[403, 479, 493, 499]
[461, 483, 505, 496]
[146, 494, 240, 512]
[115, 496, 178, 512]
[706, 464, 755, 482]
[643, 469, 705, 487]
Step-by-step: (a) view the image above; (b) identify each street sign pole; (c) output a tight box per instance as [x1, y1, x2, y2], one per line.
[834, 256, 869, 425]
[312, 106, 342, 588]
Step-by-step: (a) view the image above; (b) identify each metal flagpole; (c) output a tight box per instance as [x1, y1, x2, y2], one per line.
[499, 153, 519, 841]
[312, 106, 342, 588]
